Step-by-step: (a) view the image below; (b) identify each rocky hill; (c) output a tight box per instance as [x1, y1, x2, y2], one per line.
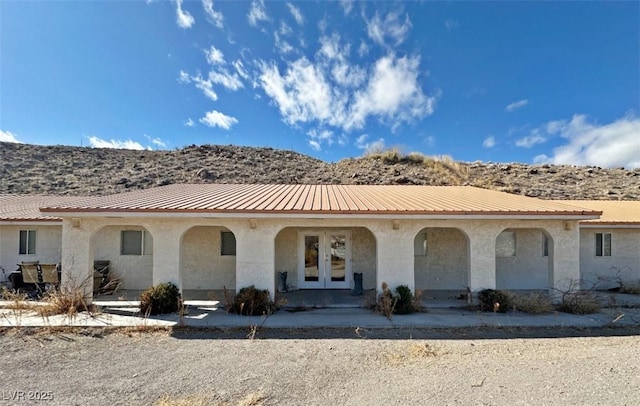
[1, 142, 638, 200]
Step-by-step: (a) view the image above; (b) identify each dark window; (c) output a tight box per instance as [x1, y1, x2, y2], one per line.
[595, 233, 611, 257]
[121, 230, 143, 255]
[221, 232, 236, 256]
[19, 230, 36, 255]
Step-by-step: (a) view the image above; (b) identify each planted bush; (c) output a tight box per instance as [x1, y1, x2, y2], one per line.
[558, 291, 601, 314]
[478, 289, 513, 313]
[230, 285, 276, 316]
[394, 285, 417, 315]
[140, 282, 181, 315]
[512, 292, 554, 314]
[377, 283, 420, 319]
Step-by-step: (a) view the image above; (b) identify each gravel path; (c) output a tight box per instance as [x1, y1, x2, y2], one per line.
[1, 328, 639, 405]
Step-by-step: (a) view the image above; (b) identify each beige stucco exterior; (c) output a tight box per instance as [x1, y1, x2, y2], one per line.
[414, 228, 469, 290]
[0, 224, 62, 280]
[53, 215, 584, 302]
[496, 229, 552, 290]
[578, 227, 640, 289]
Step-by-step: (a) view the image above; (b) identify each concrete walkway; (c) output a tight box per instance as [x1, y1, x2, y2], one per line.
[1, 299, 639, 329]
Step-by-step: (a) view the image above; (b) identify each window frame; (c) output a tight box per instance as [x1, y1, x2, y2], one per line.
[595, 232, 612, 257]
[120, 230, 149, 256]
[220, 231, 236, 256]
[19, 229, 36, 255]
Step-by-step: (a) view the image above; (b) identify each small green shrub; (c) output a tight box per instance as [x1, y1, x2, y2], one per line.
[558, 291, 601, 314]
[478, 289, 513, 313]
[512, 292, 554, 314]
[230, 285, 276, 316]
[140, 282, 181, 315]
[394, 285, 416, 314]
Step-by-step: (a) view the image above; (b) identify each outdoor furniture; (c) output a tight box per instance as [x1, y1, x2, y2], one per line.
[93, 260, 110, 293]
[21, 264, 39, 284]
[40, 264, 59, 285]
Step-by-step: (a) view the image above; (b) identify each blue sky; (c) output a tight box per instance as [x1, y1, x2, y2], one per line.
[1, 1, 639, 168]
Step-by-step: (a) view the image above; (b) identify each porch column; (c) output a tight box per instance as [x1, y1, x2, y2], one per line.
[548, 221, 581, 297]
[372, 224, 415, 292]
[466, 224, 500, 292]
[146, 222, 190, 290]
[233, 220, 277, 299]
[60, 218, 96, 302]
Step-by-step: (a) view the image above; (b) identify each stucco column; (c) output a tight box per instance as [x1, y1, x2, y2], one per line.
[549, 221, 581, 296]
[233, 220, 277, 299]
[60, 218, 95, 302]
[467, 224, 499, 292]
[372, 223, 415, 292]
[145, 222, 190, 290]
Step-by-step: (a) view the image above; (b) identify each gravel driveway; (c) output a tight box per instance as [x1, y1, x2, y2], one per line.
[1, 327, 639, 405]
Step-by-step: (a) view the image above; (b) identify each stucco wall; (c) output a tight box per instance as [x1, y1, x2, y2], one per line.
[180, 226, 236, 290]
[414, 228, 468, 290]
[0, 225, 62, 280]
[93, 225, 153, 290]
[496, 229, 551, 290]
[579, 228, 640, 289]
[274, 227, 376, 290]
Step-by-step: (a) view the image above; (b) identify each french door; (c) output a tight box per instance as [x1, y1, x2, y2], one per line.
[298, 231, 351, 289]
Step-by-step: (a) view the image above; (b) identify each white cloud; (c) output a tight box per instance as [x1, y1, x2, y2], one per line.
[287, 2, 304, 25]
[233, 60, 250, 80]
[445, 19, 459, 30]
[205, 46, 225, 65]
[355, 134, 385, 154]
[175, 0, 195, 29]
[505, 99, 528, 112]
[515, 132, 546, 148]
[533, 114, 640, 169]
[144, 134, 167, 148]
[365, 11, 411, 48]
[208, 69, 243, 90]
[0, 130, 23, 143]
[274, 31, 294, 54]
[200, 110, 239, 130]
[307, 128, 334, 151]
[88, 136, 149, 150]
[202, 0, 223, 28]
[340, 0, 353, 16]
[248, 0, 268, 26]
[184, 118, 195, 127]
[178, 70, 191, 83]
[483, 136, 496, 148]
[192, 74, 218, 101]
[349, 54, 436, 130]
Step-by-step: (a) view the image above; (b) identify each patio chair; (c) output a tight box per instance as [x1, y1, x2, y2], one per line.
[40, 264, 59, 285]
[21, 264, 40, 284]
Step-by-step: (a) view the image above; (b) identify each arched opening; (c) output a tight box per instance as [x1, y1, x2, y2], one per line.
[413, 227, 470, 293]
[274, 226, 376, 306]
[495, 228, 553, 290]
[180, 226, 236, 300]
[92, 225, 153, 296]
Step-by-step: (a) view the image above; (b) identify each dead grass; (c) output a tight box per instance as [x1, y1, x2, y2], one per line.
[619, 282, 640, 295]
[154, 392, 266, 406]
[558, 291, 601, 314]
[383, 341, 441, 365]
[512, 292, 554, 314]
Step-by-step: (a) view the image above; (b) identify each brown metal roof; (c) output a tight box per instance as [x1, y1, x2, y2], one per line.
[39, 184, 602, 217]
[563, 200, 640, 225]
[0, 195, 80, 222]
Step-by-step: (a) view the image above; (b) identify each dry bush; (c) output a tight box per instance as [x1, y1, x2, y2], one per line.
[229, 286, 276, 316]
[36, 288, 92, 318]
[405, 151, 427, 164]
[140, 282, 181, 315]
[365, 147, 402, 164]
[478, 289, 514, 313]
[512, 292, 554, 314]
[0, 287, 31, 310]
[619, 282, 640, 295]
[377, 282, 396, 320]
[558, 291, 601, 314]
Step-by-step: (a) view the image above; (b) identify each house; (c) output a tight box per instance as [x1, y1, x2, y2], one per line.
[564, 200, 640, 290]
[0, 195, 74, 283]
[27, 184, 604, 302]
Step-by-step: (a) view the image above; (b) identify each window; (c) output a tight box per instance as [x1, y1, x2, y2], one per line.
[221, 231, 236, 256]
[414, 233, 427, 256]
[595, 233, 612, 257]
[542, 234, 549, 257]
[19, 230, 36, 255]
[496, 231, 516, 257]
[121, 230, 152, 255]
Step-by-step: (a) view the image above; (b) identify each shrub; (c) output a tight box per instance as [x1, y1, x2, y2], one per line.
[619, 281, 640, 295]
[558, 291, 601, 314]
[478, 289, 513, 313]
[394, 285, 416, 314]
[140, 282, 181, 315]
[511, 292, 554, 314]
[230, 285, 276, 316]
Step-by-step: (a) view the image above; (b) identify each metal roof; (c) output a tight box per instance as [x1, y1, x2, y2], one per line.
[39, 184, 601, 217]
[562, 200, 640, 225]
[0, 195, 80, 222]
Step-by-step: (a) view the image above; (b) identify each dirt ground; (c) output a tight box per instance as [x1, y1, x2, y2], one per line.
[0, 327, 639, 406]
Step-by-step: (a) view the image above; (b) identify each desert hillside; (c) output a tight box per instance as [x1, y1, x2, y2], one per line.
[1, 142, 638, 200]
